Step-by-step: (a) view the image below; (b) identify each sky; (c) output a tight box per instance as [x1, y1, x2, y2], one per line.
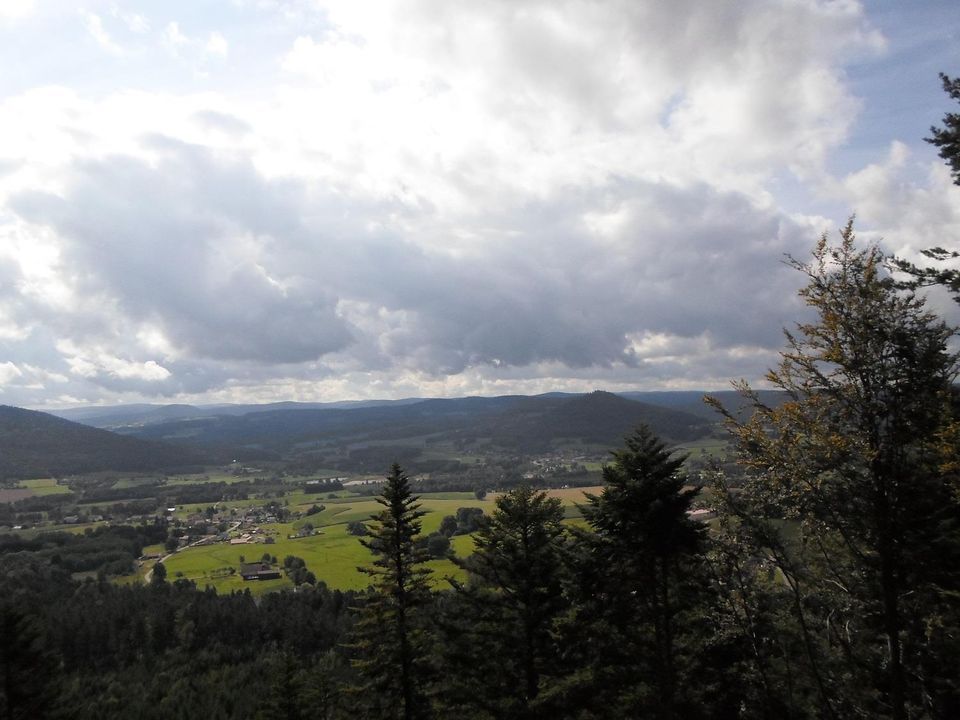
[0, 0, 959, 409]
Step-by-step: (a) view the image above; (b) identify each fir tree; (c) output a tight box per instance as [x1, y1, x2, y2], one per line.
[0, 603, 59, 720]
[571, 425, 707, 719]
[927, 72, 960, 185]
[441, 485, 567, 719]
[348, 464, 434, 720]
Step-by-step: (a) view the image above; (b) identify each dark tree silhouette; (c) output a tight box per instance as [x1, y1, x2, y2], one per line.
[348, 464, 434, 720]
[574, 425, 707, 719]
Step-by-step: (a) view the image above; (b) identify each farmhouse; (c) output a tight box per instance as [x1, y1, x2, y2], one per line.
[239, 562, 281, 581]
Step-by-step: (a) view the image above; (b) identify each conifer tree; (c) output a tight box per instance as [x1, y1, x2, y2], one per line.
[927, 73, 960, 185]
[0, 603, 58, 720]
[892, 74, 960, 296]
[571, 425, 707, 719]
[348, 464, 433, 720]
[441, 485, 567, 719]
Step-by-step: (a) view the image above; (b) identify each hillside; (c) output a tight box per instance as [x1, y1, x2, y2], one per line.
[0, 406, 207, 480]
[503, 390, 711, 443]
[119, 391, 714, 464]
[619, 389, 787, 421]
[50, 398, 422, 430]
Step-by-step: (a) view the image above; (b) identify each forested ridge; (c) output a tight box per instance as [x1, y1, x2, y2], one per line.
[0, 406, 208, 480]
[0, 391, 712, 480]
[118, 391, 713, 460]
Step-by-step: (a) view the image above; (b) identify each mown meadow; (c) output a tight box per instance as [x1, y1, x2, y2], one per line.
[152, 489, 596, 593]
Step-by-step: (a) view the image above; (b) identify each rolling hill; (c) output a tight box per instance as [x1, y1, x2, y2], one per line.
[0, 406, 208, 480]
[49, 398, 423, 430]
[115, 391, 715, 460]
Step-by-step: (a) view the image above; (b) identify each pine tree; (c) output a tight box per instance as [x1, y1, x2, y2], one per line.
[347, 464, 433, 720]
[440, 485, 567, 719]
[0, 603, 59, 720]
[892, 74, 960, 296]
[927, 72, 960, 185]
[256, 651, 306, 720]
[712, 222, 960, 719]
[571, 425, 707, 719]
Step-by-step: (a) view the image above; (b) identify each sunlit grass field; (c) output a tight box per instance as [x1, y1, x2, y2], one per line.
[18, 478, 73, 496]
[149, 489, 598, 594]
[160, 519, 475, 593]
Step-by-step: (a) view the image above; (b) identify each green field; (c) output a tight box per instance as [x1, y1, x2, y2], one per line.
[674, 437, 729, 460]
[147, 490, 596, 594]
[18, 478, 73, 496]
[159, 521, 474, 594]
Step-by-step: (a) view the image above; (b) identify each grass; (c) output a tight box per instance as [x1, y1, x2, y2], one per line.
[110, 477, 163, 489]
[17, 478, 73, 496]
[166, 472, 274, 486]
[408, 491, 479, 501]
[159, 521, 471, 593]
[45, 522, 103, 534]
[674, 437, 729, 460]
[121, 488, 603, 595]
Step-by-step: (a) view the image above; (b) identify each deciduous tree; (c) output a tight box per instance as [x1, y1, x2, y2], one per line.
[712, 222, 960, 719]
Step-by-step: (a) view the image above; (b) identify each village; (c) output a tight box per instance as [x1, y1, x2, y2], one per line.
[138, 499, 327, 582]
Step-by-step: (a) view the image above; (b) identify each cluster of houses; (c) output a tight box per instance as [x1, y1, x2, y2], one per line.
[157, 499, 326, 582]
[525, 453, 598, 480]
[229, 529, 267, 545]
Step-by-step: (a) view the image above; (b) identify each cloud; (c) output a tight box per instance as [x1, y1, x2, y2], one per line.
[0, 0, 34, 22]
[59, 343, 171, 382]
[162, 20, 189, 53]
[840, 142, 960, 252]
[111, 9, 149, 34]
[8, 134, 814, 394]
[277, 0, 883, 201]
[11, 140, 355, 365]
[205, 31, 228, 58]
[82, 12, 124, 55]
[0, 361, 23, 384]
[1, 0, 956, 407]
[193, 110, 250, 135]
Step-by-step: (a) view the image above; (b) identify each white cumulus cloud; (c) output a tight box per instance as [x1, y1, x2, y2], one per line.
[0, 0, 955, 408]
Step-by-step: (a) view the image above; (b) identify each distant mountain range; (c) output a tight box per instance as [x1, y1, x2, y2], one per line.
[50, 398, 423, 430]
[56, 391, 720, 455]
[2, 390, 781, 480]
[49, 389, 778, 432]
[0, 405, 206, 480]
